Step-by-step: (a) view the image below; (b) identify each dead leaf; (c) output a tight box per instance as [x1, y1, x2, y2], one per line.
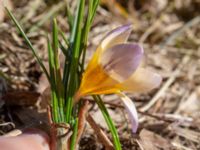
[0, 0, 13, 22]
[39, 87, 50, 109]
[169, 125, 200, 143]
[37, 74, 49, 93]
[138, 129, 175, 150]
[12, 107, 49, 133]
[176, 89, 200, 117]
[0, 0, 5, 22]
[3, 91, 40, 106]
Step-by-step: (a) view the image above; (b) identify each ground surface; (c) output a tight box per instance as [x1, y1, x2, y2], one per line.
[0, 0, 200, 149]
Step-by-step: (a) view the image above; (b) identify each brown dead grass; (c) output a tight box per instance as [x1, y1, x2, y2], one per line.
[0, 0, 200, 149]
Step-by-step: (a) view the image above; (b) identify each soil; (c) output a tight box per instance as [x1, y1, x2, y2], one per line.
[0, 0, 200, 149]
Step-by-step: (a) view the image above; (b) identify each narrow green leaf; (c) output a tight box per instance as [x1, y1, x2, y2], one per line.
[47, 36, 59, 122]
[66, 3, 73, 31]
[5, 7, 50, 82]
[59, 29, 69, 47]
[70, 0, 85, 58]
[52, 19, 65, 122]
[93, 95, 122, 150]
[80, 0, 95, 72]
[90, 0, 100, 23]
[59, 41, 68, 57]
[51, 89, 60, 123]
[65, 0, 85, 123]
[70, 118, 79, 150]
[47, 36, 55, 87]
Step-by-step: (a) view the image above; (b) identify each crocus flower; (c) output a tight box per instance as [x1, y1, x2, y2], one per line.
[75, 24, 162, 133]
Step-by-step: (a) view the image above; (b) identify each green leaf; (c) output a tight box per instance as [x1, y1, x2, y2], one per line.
[80, 0, 100, 72]
[47, 36, 59, 122]
[52, 19, 65, 122]
[70, 118, 79, 150]
[59, 29, 70, 47]
[65, 3, 74, 32]
[5, 7, 50, 82]
[69, 0, 85, 58]
[90, 0, 100, 23]
[93, 95, 122, 150]
[65, 0, 85, 123]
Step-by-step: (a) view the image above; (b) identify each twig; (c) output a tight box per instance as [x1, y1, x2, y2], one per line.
[143, 44, 200, 57]
[161, 16, 200, 47]
[76, 100, 89, 146]
[139, 19, 161, 43]
[28, 1, 66, 33]
[3, 129, 22, 137]
[20, 0, 41, 24]
[135, 139, 145, 150]
[172, 142, 193, 150]
[138, 111, 193, 125]
[169, 125, 200, 143]
[140, 55, 190, 112]
[104, 100, 193, 126]
[0, 122, 15, 127]
[86, 114, 114, 150]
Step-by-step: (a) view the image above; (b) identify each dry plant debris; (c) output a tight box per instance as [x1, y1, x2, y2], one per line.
[0, 0, 200, 149]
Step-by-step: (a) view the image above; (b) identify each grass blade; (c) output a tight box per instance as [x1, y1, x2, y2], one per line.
[65, 2, 73, 32]
[52, 19, 65, 122]
[80, 0, 100, 72]
[90, 0, 100, 23]
[65, 0, 85, 123]
[5, 7, 50, 82]
[59, 29, 69, 47]
[93, 95, 122, 150]
[47, 37, 59, 122]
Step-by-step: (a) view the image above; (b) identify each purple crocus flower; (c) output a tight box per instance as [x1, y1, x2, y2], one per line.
[75, 24, 162, 133]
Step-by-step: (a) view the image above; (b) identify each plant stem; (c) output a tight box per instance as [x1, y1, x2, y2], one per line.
[57, 128, 69, 150]
[70, 118, 79, 150]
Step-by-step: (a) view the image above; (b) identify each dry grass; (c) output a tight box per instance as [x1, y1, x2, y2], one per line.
[0, 0, 200, 149]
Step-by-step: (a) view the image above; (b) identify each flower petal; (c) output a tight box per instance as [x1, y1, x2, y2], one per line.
[85, 24, 132, 75]
[101, 24, 132, 50]
[78, 24, 134, 97]
[118, 92, 138, 133]
[77, 62, 120, 97]
[118, 68, 162, 93]
[100, 44, 143, 82]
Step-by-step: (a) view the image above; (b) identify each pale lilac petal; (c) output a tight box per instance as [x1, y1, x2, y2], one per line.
[120, 68, 162, 93]
[118, 93, 138, 133]
[100, 43, 143, 82]
[101, 24, 132, 50]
